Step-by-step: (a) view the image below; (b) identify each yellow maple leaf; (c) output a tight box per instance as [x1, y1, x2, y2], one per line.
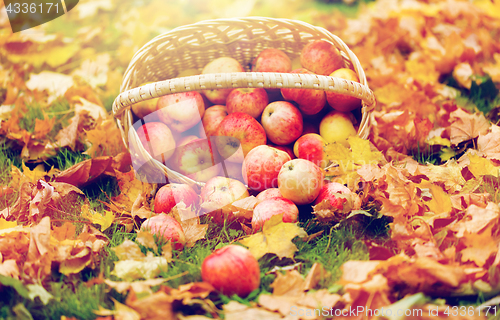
[420, 182, 452, 215]
[239, 214, 307, 260]
[81, 204, 115, 231]
[349, 136, 383, 165]
[0, 218, 17, 230]
[468, 154, 499, 178]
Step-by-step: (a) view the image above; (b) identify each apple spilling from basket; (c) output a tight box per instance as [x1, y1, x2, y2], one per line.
[134, 39, 365, 297]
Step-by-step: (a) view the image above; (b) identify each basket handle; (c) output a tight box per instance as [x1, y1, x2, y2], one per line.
[112, 72, 376, 119]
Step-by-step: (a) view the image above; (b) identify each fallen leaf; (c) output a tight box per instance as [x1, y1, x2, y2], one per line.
[239, 214, 308, 260]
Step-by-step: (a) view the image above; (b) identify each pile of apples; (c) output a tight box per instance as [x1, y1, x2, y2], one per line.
[134, 40, 365, 297]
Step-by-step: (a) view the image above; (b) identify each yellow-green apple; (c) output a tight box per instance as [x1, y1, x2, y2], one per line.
[202, 57, 245, 104]
[156, 91, 205, 132]
[200, 105, 227, 138]
[261, 101, 303, 145]
[255, 188, 283, 201]
[293, 133, 327, 168]
[251, 198, 299, 231]
[281, 68, 326, 115]
[226, 88, 269, 119]
[278, 159, 324, 205]
[252, 48, 292, 73]
[200, 176, 250, 223]
[140, 214, 186, 250]
[300, 40, 344, 76]
[154, 183, 199, 214]
[319, 110, 357, 147]
[201, 245, 260, 297]
[169, 138, 221, 182]
[242, 145, 291, 192]
[327, 68, 362, 113]
[268, 143, 295, 160]
[214, 112, 267, 163]
[314, 182, 362, 211]
[132, 97, 159, 119]
[136, 122, 176, 163]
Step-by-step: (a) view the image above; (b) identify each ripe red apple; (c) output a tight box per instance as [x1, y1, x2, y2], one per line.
[154, 183, 199, 214]
[169, 138, 221, 182]
[281, 68, 326, 116]
[326, 68, 362, 113]
[199, 105, 227, 138]
[252, 48, 292, 73]
[202, 57, 245, 104]
[156, 91, 205, 132]
[278, 159, 324, 205]
[261, 101, 303, 145]
[140, 214, 186, 250]
[255, 188, 283, 202]
[314, 182, 362, 211]
[226, 88, 269, 119]
[136, 122, 176, 163]
[268, 143, 295, 160]
[214, 112, 267, 163]
[300, 40, 344, 76]
[201, 245, 260, 297]
[293, 133, 328, 168]
[252, 198, 299, 231]
[242, 145, 291, 192]
[319, 110, 357, 147]
[200, 176, 250, 223]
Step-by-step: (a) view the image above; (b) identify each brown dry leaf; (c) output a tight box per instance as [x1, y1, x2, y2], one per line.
[477, 124, 500, 160]
[136, 230, 158, 252]
[111, 239, 145, 260]
[166, 282, 215, 304]
[449, 108, 490, 145]
[52, 113, 82, 151]
[223, 301, 282, 320]
[0, 259, 20, 279]
[339, 260, 382, 284]
[25, 71, 74, 104]
[55, 156, 113, 188]
[414, 160, 466, 193]
[239, 214, 308, 260]
[304, 263, 329, 291]
[453, 62, 474, 88]
[450, 202, 500, 238]
[126, 290, 175, 320]
[94, 298, 141, 320]
[104, 278, 166, 295]
[271, 270, 306, 296]
[130, 192, 154, 220]
[460, 226, 498, 267]
[84, 117, 128, 157]
[230, 196, 259, 220]
[110, 170, 153, 216]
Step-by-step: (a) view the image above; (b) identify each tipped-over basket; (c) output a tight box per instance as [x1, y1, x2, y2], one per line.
[112, 17, 376, 189]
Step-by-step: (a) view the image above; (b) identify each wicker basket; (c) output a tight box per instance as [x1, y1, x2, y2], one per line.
[112, 17, 376, 189]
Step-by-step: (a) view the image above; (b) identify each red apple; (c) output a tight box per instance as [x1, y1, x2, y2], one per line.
[293, 133, 328, 168]
[154, 183, 199, 214]
[140, 214, 186, 250]
[214, 112, 267, 163]
[200, 105, 227, 138]
[226, 88, 269, 119]
[319, 110, 357, 147]
[156, 91, 205, 132]
[252, 198, 299, 231]
[200, 176, 250, 223]
[169, 138, 221, 182]
[261, 101, 303, 145]
[255, 188, 283, 202]
[278, 159, 324, 205]
[202, 57, 245, 104]
[252, 48, 292, 73]
[136, 122, 176, 163]
[281, 68, 326, 116]
[314, 182, 362, 210]
[300, 40, 344, 76]
[242, 145, 291, 192]
[201, 245, 260, 297]
[268, 143, 295, 160]
[326, 68, 362, 113]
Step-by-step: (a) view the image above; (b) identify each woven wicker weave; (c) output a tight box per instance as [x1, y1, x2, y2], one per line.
[112, 17, 376, 188]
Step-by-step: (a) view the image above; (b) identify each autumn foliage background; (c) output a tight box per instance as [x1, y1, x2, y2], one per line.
[0, 0, 500, 319]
